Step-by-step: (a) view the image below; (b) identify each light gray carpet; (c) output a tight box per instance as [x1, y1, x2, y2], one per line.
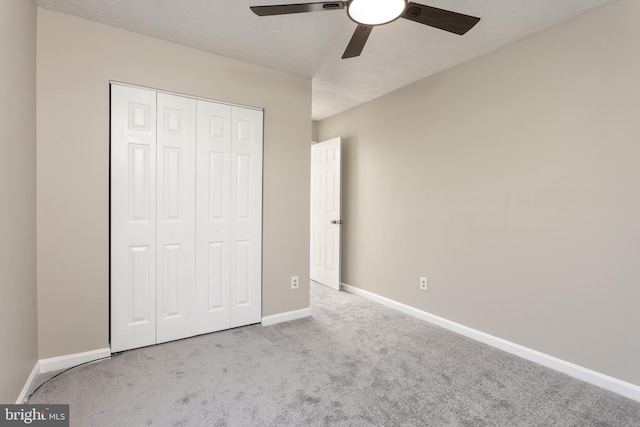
[29, 282, 640, 426]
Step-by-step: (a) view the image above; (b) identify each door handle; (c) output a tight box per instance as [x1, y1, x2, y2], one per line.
[331, 219, 343, 225]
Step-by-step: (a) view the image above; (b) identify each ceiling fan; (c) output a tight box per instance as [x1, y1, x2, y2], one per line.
[250, 0, 481, 59]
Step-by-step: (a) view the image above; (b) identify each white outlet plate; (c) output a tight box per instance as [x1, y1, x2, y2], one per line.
[420, 277, 428, 291]
[291, 276, 299, 289]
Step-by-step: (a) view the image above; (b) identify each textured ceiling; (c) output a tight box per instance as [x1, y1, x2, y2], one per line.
[36, 0, 616, 120]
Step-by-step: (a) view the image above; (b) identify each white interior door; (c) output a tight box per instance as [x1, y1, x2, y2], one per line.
[155, 93, 197, 344]
[195, 100, 232, 334]
[310, 137, 342, 290]
[110, 85, 158, 352]
[229, 106, 263, 327]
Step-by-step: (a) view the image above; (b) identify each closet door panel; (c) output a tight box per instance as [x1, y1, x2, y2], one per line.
[111, 85, 158, 352]
[195, 101, 232, 334]
[156, 93, 197, 344]
[230, 107, 263, 327]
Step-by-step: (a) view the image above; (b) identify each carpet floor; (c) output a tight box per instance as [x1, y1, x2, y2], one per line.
[29, 282, 640, 426]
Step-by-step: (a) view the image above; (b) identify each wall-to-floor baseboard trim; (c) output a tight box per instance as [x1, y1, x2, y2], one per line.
[261, 307, 312, 326]
[16, 362, 41, 404]
[39, 347, 112, 374]
[341, 282, 640, 403]
[17, 347, 111, 404]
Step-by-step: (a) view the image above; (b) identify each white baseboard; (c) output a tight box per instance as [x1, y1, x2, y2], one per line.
[17, 347, 111, 404]
[341, 283, 640, 403]
[262, 307, 312, 326]
[16, 362, 41, 404]
[39, 347, 112, 374]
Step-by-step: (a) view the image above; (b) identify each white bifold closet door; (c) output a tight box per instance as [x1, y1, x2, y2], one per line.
[111, 85, 158, 351]
[156, 92, 197, 344]
[194, 101, 263, 333]
[110, 84, 262, 353]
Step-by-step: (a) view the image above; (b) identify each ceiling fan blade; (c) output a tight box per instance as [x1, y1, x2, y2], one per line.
[250, 1, 344, 16]
[342, 24, 372, 59]
[401, 2, 480, 35]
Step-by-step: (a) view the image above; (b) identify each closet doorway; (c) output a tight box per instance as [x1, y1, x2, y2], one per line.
[110, 83, 263, 352]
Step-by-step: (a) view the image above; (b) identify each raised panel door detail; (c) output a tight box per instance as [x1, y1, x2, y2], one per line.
[128, 144, 150, 222]
[313, 149, 322, 165]
[236, 154, 251, 220]
[327, 147, 336, 162]
[208, 242, 224, 311]
[325, 229, 336, 271]
[313, 226, 323, 268]
[128, 102, 150, 131]
[237, 120, 252, 144]
[327, 170, 336, 214]
[312, 171, 322, 214]
[209, 152, 226, 221]
[235, 240, 250, 306]
[128, 246, 151, 325]
[162, 244, 182, 319]
[209, 115, 226, 140]
[163, 147, 183, 221]
[164, 108, 183, 136]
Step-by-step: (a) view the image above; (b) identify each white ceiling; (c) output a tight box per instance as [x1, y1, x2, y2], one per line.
[36, 0, 616, 120]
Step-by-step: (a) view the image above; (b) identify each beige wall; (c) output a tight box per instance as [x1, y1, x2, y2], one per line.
[37, 8, 311, 358]
[318, 0, 640, 385]
[0, 0, 38, 402]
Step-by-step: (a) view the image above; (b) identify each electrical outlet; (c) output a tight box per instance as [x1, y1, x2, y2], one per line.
[420, 277, 428, 291]
[291, 276, 299, 290]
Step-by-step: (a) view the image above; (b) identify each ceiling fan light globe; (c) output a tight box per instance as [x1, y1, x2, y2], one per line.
[347, 0, 407, 26]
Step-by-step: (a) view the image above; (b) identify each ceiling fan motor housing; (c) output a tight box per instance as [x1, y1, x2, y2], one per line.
[347, 0, 408, 26]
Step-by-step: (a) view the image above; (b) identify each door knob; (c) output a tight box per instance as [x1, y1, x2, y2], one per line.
[331, 219, 343, 224]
